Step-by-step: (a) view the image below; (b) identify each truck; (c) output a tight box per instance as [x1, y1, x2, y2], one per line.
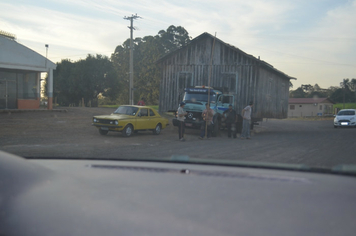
[172, 86, 241, 136]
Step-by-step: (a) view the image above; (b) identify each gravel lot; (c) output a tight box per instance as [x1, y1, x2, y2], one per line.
[1, 107, 355, 168]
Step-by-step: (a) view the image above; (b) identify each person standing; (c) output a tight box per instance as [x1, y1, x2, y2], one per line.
[223, 104, 237, 138]
[177, 102, 187, 141]
[199, 103, 214, 139]
[137, 98, 146, 106]
[241, 101, 253, 139]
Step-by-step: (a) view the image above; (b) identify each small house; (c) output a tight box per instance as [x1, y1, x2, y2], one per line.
[288, 98, 334, 117]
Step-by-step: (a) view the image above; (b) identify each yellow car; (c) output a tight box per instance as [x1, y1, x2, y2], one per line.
[92, 105, 169, 137]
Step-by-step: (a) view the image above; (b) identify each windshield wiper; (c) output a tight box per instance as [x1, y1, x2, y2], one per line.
[24, 156, 356, 177]
[169, 156, 356, 177]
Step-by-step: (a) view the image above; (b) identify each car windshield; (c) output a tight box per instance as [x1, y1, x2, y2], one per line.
[1, 0, 356, 172]
[183, 92, 216, 103]
[113, 106, 138, 116]
[337, 110, 355, 116]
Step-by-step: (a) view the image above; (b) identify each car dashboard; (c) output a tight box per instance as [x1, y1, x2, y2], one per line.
[1, 150, 356, 236]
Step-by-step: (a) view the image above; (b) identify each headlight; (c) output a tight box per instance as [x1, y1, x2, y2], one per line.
[93, 118, 97, 123]
[115, 120, 119, 125]
[350, 117, 355, 121]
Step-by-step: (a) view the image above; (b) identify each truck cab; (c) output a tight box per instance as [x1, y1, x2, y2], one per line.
[173, 86, 234, 135]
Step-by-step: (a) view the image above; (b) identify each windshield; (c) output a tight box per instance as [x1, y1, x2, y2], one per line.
[1, 1, 356, 173]
[337, 110, 355, 116]
[114, 106, 138, 116]
[183, 92, 217, 103]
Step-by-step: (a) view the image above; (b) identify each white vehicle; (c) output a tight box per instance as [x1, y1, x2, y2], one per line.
[334, 109, 356, 128]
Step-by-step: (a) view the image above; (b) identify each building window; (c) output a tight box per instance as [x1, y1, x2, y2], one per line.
[18, 72, 38, 99]
[299, 105, 302, 107]
[221, 73, 237, 94]
[319, 105, 322, 110]
[177, 72, 193, 94]
[290, 105, 295, 110]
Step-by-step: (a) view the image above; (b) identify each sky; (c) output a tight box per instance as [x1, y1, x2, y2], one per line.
[1, 0, 356, 89]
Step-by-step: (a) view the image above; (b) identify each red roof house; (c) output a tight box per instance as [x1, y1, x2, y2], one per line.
[288, 98, 334, 117]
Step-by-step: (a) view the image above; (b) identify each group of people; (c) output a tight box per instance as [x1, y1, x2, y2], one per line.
[177, 101, 253, 141]
[138, 97, 254, 141]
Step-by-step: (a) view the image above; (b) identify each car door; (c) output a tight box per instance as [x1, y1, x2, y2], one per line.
[135, 108, 150, 130]
[147, 108, 159, 129]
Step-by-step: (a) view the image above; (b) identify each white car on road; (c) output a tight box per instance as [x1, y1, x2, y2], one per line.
[334, 109, 356, 128]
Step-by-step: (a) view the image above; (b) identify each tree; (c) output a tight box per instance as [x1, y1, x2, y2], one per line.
[308, 83, 329, 98]
[111, 25, 191, 105]
[53, 55, 119, 106]
[157, 25, 191, 53]
[79, 54, 119, 106]
[301, 84, 313, 93]
[329, 79, 354, 104]
[289, 81, 293, 89]
[133, 35, 165, 104]
[52, 59, 80, 106]
[289, 87, 306, 98]
[348, 78, 356, 103]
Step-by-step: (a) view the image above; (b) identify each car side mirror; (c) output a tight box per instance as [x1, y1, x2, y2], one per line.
[137, 113, 141, 117]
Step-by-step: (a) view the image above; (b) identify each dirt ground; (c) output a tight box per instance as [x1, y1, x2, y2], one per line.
[1, 107, 355, 168]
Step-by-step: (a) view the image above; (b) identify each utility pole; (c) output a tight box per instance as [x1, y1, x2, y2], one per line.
[45, 44, 49, 68]
[124, 13, 141, 105]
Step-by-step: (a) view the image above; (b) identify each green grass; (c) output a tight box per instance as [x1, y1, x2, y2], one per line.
[99, 104, 120, 108]
[99, 104, 159, 110]
[334, 103, 356, 109]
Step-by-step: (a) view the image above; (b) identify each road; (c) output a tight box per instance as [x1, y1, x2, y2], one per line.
[1, 107, 355, 168]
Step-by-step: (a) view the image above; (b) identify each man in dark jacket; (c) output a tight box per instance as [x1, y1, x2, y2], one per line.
[223, 104, 237, 138]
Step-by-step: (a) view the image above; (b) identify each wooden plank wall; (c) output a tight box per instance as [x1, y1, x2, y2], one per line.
[159, 36, 289, 119]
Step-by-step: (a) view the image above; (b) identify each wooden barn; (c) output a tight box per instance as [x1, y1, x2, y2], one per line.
[157, 32, 296, 120]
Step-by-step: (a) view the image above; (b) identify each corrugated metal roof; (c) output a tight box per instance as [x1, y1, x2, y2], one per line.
[157, 32, 296, 80]
[0, 35, 56, 71]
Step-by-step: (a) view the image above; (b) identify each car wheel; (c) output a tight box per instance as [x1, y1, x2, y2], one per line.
[153, 124, 161, 135]
[99, 129, 109, 135]
[122, 125, 133, 137]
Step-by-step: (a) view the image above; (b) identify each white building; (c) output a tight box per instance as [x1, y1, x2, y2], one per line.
[288, 98, 334, 117]
[0, 31, 56, 109]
